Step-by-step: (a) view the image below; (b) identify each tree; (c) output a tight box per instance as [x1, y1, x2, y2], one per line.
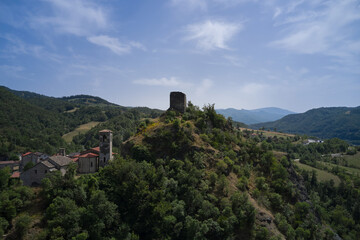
[15, 214, 32, 239]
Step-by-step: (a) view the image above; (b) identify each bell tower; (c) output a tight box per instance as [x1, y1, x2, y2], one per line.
[99, 129, 113, 167]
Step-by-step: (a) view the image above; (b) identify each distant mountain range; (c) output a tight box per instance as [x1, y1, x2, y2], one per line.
[216, 107, 296, 125]
[251, 106, 360, 145]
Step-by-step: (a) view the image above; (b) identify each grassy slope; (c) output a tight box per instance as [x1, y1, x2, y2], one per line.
[318, 161, 360, 176]
[62, 121, 101, 143]
[294, 161, 341, 186]
[343, 152, 360, 168]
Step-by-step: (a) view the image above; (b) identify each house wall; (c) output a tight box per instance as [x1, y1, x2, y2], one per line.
[20, 163, 52, 186]
[20, 154, 38, 171]
[78, 157, 98, 173]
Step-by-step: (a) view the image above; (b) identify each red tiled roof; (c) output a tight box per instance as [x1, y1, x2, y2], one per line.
[72, 158, 79, 162]
[11, 172, 20, 178]
[99, 129, 112, 133]
[91, 147, 100, 152]
[22, 152, 32, 157]
[79, 153, 99, 158]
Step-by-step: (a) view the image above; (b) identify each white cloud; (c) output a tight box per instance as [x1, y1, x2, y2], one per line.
[271, 0, 360, 55]
[32, 0, 108, 36]
[196, 79, 213, 96]
[87, 35, 130, 55]
[273, 7, 282, 19]
[2, 34, 63, 62]
[129, 41, 147, 51]
[87, 35, 146, 55]
[184, 20, 242, 51]
[133, 77, 181, 87]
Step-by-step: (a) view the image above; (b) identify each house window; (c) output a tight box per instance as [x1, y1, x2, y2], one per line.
[104, 157, 106, 162]
[35, 170, 37, 174]
[91, 162, 93, 167]
[45, 170, 47, 174]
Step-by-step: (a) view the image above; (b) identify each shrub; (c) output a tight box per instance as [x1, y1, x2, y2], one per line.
[15, 214, 32, 239]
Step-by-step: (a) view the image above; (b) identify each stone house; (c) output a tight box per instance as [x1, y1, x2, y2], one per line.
[72, 130, 114, 174]
[78, 153, 98, 173]
[20, 152, 48, 171]
[20, 155, 72, 186]
[20, 160, 56, 186]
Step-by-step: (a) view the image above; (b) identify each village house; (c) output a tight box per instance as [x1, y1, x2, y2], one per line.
[20, 152, 48, 171]
[19, 129, 113, 186]
[20, 156, 72, 186]
[71, 130, 114, 174]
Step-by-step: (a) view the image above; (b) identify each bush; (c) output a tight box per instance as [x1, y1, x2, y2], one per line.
[15, 214, 32, 239]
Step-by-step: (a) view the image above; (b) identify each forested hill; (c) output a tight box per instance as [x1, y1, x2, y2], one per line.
[0, 86, 162, 158]
[216, 107, 295, 125]
[7, 87, 121, 112]
[252, 106, 360, 145]
[2, 99, 360, 239]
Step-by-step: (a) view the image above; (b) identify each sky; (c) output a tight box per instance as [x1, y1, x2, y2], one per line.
[0, 0, 359, 113]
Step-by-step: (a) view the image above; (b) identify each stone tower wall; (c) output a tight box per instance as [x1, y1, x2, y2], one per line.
[99, 130, 113, 167]
[170, 92, 187, 113]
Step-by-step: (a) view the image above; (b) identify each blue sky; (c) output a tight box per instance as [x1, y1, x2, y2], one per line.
[0, 0, 359, 112]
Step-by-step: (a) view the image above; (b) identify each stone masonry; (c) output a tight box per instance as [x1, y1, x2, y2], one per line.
[170, 91, 187, 113]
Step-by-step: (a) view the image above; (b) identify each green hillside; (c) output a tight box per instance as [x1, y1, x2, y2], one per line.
[0, 87, 69, 157]
[2, 103, 360, 239]
[0, 86, 162, 158]
[252, 106, 360, 145]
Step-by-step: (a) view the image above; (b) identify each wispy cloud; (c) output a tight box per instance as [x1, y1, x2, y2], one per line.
[32, 0, 108, 36]
[0, 65, 26, 79]
[87, 35, 130, 55]
[87, 35, 146, 55]
[184, 20, 242, 51]
[271, 0, 360, 55]
[133, 77, 181, 87]
[1, 34, 63, 62]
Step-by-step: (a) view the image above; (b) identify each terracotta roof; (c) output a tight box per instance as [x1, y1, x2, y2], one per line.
[79, 153, 98, 158]
[68, 152, 80, 157]
[48, 156, 72, 167]
[72, 157, 79, 162]
[22, 152, 32, 157]
[91, 147, 100, 152]
[99, 129, 112, 133]
[10, 172, 20, 178]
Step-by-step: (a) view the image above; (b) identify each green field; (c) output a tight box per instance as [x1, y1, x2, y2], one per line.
[62, 121, 101, 143]
[294, 161, 341, 186]
[343, 152, 360, 169]
[318, 161, 360, 176]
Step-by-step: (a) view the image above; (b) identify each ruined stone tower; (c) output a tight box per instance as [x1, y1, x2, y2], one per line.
[99, 129, 113, 167]
[170, 91, 187, 113]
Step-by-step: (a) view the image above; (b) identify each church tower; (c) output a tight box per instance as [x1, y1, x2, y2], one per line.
[99, 129, 113, 167]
